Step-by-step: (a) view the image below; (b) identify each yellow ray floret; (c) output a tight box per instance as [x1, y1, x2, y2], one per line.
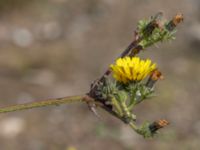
[110, 56, 156, 83]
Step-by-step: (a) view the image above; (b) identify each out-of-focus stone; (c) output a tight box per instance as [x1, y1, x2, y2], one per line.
[24, 69, 56, 87]
[0, 117, 26, 138]
[66, 16, 92, 48]
[12, 28, 33, 47]
[34, 21, 62, 41]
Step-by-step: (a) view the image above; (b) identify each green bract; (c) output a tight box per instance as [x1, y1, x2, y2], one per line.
[137, 19, 176, 48]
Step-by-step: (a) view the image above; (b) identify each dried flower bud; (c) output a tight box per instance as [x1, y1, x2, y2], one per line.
[144, 20, 159, 35]
[149, 119, 169, 133]
[166, 13, 183, 31]
[150, 69, 163, 81]
[172, 13, 184, 26]
[146, 69, 163, 88]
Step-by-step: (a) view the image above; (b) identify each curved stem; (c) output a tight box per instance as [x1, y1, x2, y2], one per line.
[0, 95, 85, 113]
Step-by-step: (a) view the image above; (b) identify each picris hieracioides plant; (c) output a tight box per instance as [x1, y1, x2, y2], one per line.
[0, 12, 183, 138]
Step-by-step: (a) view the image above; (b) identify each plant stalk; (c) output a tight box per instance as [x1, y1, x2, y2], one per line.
[0, 95, 84, 113]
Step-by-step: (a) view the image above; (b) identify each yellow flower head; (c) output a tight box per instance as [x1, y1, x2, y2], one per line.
[110, 56, 156, 83]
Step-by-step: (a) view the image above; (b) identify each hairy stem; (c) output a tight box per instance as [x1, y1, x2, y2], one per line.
[0, 95, 84, 113]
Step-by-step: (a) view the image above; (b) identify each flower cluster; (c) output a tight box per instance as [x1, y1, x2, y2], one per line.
[89, 13, 183, 138]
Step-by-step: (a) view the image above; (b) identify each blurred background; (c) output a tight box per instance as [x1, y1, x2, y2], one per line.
[0, 0, 199, 150]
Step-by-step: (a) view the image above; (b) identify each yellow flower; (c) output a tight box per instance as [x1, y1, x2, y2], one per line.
[110, 57, 156, 83]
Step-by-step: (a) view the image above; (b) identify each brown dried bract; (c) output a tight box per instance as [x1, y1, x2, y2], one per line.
[150, 69, 164, 81]
[172, 13, 184, 26]
[149, 119, 170, 133]
[156, 119, 170, 128]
